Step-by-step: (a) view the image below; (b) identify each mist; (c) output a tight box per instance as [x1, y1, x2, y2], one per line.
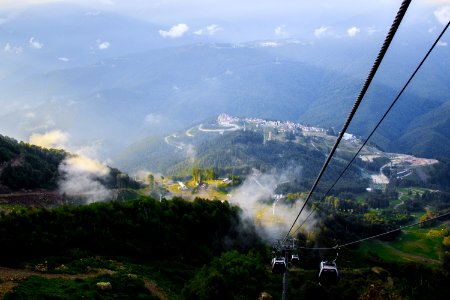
[230, 168, 318, 242]
[28, 129, 113, 203]
[58, 155, 112, 203]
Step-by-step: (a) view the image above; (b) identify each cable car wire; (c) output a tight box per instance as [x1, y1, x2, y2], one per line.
[290, 20, 450, 237]
[284, 0, 412, 241]
[298, 210, 450, 250]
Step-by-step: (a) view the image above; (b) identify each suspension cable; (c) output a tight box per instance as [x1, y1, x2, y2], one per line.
[284, 0, 412, 240]
[298, 211, 450, 250]
[290, 21, 450, 237]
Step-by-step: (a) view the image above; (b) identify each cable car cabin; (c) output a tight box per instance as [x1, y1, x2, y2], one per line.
[271, 257, 287, 274]
[318, 261, 338, 284]
[291, 253, 300, 264]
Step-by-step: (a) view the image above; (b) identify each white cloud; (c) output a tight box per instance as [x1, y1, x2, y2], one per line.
[97, 40, 110, 50]
[434, 6, 450, 25]
[4, 42, 23, 54]
[58, 57, 69, 62]
[58, 155, 111, 203]
[62, 155, 109, 177]
[437, 40, 448, 46]
[29, 130, 69, 149]
[230, 169, 317, 241]
[314, 26, 330, 38]
[194, 24, 222, 35]
[428, 26, 437, 33]
[159, 23, 189, 38]
[28, 129, 112, 203]
[347, 26, 361, 37]
[274, 24, 288, 37]
[29, 37, 43, 49]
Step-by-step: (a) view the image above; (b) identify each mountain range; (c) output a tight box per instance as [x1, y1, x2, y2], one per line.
[1, 3, 449, 163]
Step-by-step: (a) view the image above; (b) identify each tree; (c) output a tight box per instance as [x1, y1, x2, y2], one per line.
[192, 168, 202, 183]
[116, 173, 130, 189]
[443, 236, 450, 249]
[148, 174, 155, 191]
[182, 251, 268, 300]
[419, 211, 436, 228]
[204, 168, 216, 181]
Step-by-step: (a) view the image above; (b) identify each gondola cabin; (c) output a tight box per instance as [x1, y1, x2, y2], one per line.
[318, 260, 338, 284]
[291, 253, 300, 264]
[271, 257, 287, 274]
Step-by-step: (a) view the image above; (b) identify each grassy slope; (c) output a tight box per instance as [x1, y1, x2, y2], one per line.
[358, 225, 446, 266]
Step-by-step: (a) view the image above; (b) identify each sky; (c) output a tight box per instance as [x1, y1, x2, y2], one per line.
[0, 0, 449, 42]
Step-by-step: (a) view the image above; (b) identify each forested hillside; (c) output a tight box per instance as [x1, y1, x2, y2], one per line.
[0, 134, 140, 194]
[396, 101, 450, 158]
[0, 134, 67, 190]
[2, 41, 449, 161]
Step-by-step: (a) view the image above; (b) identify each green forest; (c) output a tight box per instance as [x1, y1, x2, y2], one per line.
[0, 193, 448, 299]
[2, 131, 450, 299]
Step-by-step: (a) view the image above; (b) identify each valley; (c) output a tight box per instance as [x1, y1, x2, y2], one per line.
[0, 1, 449, 298]
[1, 117, 450, 299]
[122, 114, 438, 196]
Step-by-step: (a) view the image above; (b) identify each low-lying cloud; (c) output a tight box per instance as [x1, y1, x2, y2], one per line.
[28, 130, 112, 203]
[230, 168, 317, 242]
[29, 130, 69, 149]
[58, 155, 111, 203]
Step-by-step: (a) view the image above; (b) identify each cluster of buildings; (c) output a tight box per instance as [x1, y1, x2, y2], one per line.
[217, 113, 325, 134]
[217, 113, 240, 126]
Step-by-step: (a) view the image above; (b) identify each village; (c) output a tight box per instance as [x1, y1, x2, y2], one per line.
[217, 113, 327, 135]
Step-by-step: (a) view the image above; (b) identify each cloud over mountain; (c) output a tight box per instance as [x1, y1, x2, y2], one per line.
[159, 23, 189, 38]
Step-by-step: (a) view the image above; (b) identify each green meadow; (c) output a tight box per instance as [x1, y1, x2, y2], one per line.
[358, 225, 447, 266]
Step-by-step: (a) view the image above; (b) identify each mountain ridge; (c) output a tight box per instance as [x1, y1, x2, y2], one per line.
[1, 40, 449, 160]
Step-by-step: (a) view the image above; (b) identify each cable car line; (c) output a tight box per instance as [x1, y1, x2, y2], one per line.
[290, 20, 450, 237]
[284, 0, 412, 241]
[297, 211, 450, 250]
